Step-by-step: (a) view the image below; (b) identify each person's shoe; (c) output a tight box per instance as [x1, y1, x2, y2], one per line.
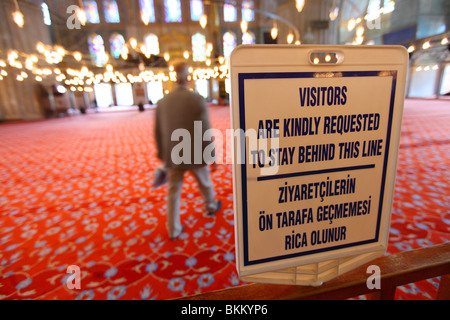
[207, 200, 222, 217]
[170, 225, 185, 240]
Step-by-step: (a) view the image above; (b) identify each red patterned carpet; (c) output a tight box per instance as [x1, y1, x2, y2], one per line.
[0, 100, 448, 300]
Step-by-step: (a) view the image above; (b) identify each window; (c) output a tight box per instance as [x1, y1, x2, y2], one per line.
[115, 83, 134, 106]
[103, 0, 120, 23]
[164, 0, 182, 23]
[224, 1, 237, 22]
[223, 31, 237, 59]
[409, 66, 439, 98]
[88, 34, 108, 66]
[192, 33, 206, 62]
[144, 34, 160, 55]
[190, 0, 204, 21]
[242, 31, 255, 44]
[110, 33, 125, 58]
[242, 0, 254, 22]
[382, 0, 395, 13]
[139, 0, 155, 24]
[41, 2, 51, 25]
[83, 0, 100, 23]
[225, 78, 231, 94]
[147, 81, 164, 104]
[94, 83, 114, 107]
[440, 65, 450, 95]
[195, 79, 209, 99]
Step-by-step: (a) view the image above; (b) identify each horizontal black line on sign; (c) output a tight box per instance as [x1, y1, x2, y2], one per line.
[257, 164, 376, 182]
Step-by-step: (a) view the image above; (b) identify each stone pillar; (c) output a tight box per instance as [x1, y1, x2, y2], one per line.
[0, 0, 53, 121]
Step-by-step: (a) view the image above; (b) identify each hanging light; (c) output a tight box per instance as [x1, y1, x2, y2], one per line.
[329, 0, 339, 21]
[130, 38, 138, 49]
[271, 23, 278, 40]
[73, 52, 82, 61]
[12, 11, 24, 28]
[25, 58, 34, 70]
[347, 19, 356, 31]
[183, 50, 190, 59]
[295, 0, 305, 13]
[77, 9, 87, 26]
[441, 37, 448, 45]
[206, 43, 213, 58]
[141, 45, 149, 57]
[141, 11, 150, 25]
[12, 0, 24, 28]
[287, 32, 294, 44]
[77, 0, 87, 26]
[422, 41, 430, 50]
[55, 46, 66, 57]
[356, 26, 365, 37]
[36, 42, 46, 53]
[354, 35, 364, 45]
[200, 14, 207, 29]
[8, 50, 18, 64]
[407, 45, 415, 53]
[240, 20, 248, 33]
[121, 47, 128, 60]
[164, 52, 170, 62]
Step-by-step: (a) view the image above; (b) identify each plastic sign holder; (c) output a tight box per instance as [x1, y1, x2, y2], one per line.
[229, 45, 408, 286]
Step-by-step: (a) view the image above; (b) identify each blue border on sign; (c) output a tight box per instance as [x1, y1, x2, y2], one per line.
[238, 70, 398, 266]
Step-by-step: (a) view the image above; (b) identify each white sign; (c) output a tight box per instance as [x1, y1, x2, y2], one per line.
[230, 45, 408, 285]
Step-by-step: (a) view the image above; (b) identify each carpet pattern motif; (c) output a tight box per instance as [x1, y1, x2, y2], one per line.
[0, 100, 448, 300]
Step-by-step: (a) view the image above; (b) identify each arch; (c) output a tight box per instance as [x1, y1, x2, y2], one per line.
[145, 33, 160, 55]
[242, 31, 255, 45]
[224, 1, 237, 22]
[242, 0, 255, 22]
[223, 31, 237, 59]
[164, 0, 182, 23]
[103, 0, 120, 23]
[192, 33, 206, 62]
[83, 0, 100, 23]
[109, 33, 126, 58]
[139, 0, 155, 24]
[190, 0, 204, 21]
[88, 34, 108, 66]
